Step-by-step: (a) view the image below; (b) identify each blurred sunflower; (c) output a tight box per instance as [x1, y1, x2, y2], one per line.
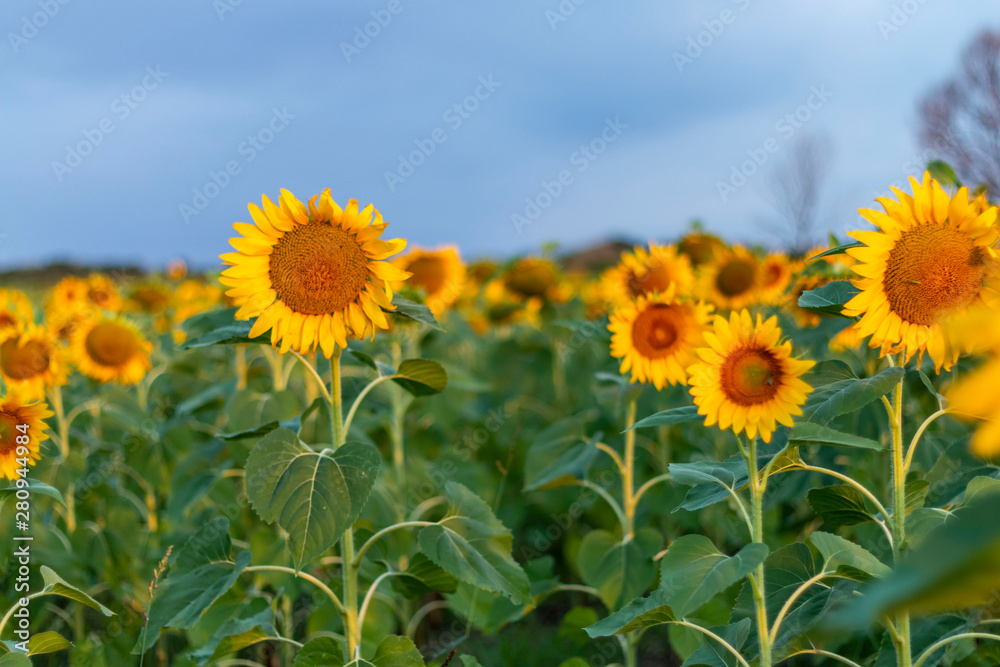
[220, 189, 409, 357]
[829, 321, 868, 353]
[688, 310, 814, 443]
[173, 280, 223, 330]
[167, 258, 188, 281]
[758, 253, 793, 304]
[127, 282, 172, 315]
[0, 325, 66, 401]
[600, 243, 694, 306]
[842, 173, 1000, 371]
[0, 290, 34, 332]
[393, 245, 465, 316]
[609, 288, 712, 389]
[44, 303, 89, 344]
[71, 315, 152, 385]
[86, 273, 122, 312]
[0, 390, 52, 481]
[678, 231, 726, 267]
[945, 308, 1000, 458]
[48, 276, 89, 312]
[699, 246, 760, 310]
[503, 257, 560, 301]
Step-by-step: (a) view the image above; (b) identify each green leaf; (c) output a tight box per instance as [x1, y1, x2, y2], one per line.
[0, 375, 6, 398]
[188, 600, 276, 665]
[0, 654, 31, 666]
[179, 319, 257, 348]
[927, 160, 961, 187]
[806, 243, 863, 261]
[390, 295, 444, 331]
[586, 588, 676, 636]
[810, 531, 891, 579]
[963, 476, 1000, 505]
[577, 528, 661, 609]
[658, 535, 768, 618]
[630, 405, 701, 430]
[681, 619, 751, 667]
[905, 479, 930, 514]
[832, 494, 1000, 627]
[246, 429, 380, 569]
[523, 413, 597, 491]
[788, 421, 884, 450]
[797, 281, 860, 317]
[135, 518, 251, 653]
[38, 566, 114, 617]
[294, 637, 346, 666]
[26, 632, 72, 656]
[807, 485, 875, 528]
[390, 552, 459, 598]
[418, 482, 531, 604]
[803, 366, 904, 424]
[669, 458, 747, 512]
[392, 359, 448, 397]
[0, 480, 66, 507]
[371, 635, 425, 666]
[350, 350, 395, 377]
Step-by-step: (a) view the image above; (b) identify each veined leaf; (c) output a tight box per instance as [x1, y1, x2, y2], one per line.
[523, 412, 596, 492]
[586, 588, 676, 637]
[797, 281, 859, 317]
[577, 528, 660, 609]
[392, 359, 448, 396]
[38, 566, 114, 617]
[390, 295, 444, 331]
[681, 619, 751, 667]
[370, 635, 426, 666]
[293, 637, 346, 666]
[630, 405, 701, 430]
[807, 243, 863, 261]
[810, 531, 890, 579]
[390, 552, 459, 599]
[26, 632, 72, 656]
[803, 366, 904, 424]
[179, 319, 257, 348]
[246, 428, 380, 569]
[419, 482, 531, 604]
[807, 485, 875, 528]
[188, 599, 276, 665]
[789, 422, 884, 450]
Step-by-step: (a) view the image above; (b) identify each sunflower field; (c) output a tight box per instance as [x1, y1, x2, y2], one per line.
[3, 171, 1000, 667]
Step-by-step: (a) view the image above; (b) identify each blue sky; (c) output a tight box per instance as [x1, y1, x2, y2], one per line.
[1, 0, 997, 270]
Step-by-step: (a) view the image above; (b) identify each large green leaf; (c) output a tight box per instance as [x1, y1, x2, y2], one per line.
[807, 244, 863, 261]
[681, 619, 752, 667]
[390, 295, 443, 330]
[0, 480, 65, 507]
[523, 413, 598, 491]
[370, 635, 425, 666]
[37, 567, 114, 617]
[810, 531, 891, 579]
[418, 482, 531, 604]
[630, 405, 701, 430]
[802, 366, 904, 424]
[245, 428, 381, 569]
[179, 319, 257, 348]
[26, 632, 72, 656]
[577, 528, 661, 609]
[294, 637, 346, 666]
[658, 535, 768, 618]
[834, 494, 1000, 625]
[788, 422, 884, 450]
[585, 588, 676, 637]
[807, 485, 875, 528]
[392, 359, 448, 396]
[390, 552, 459, 599]
[797, 281, 860, 317]
[0, 654, 30, 666]
[134, 518, 251, 653]
[188, 599, 276, 665]
[669, 441, 782, 512]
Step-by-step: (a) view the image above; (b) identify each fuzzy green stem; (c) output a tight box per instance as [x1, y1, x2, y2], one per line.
[746, 436, 772, 667]
[622, 398, 637, 541]
[887, 374, 912, 667]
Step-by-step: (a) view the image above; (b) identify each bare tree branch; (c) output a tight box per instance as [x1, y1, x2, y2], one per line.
[765, 134, 832, 255]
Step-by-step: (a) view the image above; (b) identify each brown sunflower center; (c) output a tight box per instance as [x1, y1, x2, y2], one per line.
[88, 287, 113, 307]
[0, 410, 21, 456]
[631, 304, 682, 359]
[268, 223, 369, 315]
[720, 347, 782, 405]
[131, 287, 171, 313]
[0, 339, 50, 380]
[627, 265, 674, 297]
[763, 263, 784, 288]
[506, 262, 555, 298]
[406, 257, 448, 295]
[0, 313, 15, 329]
[883, 223, 986, 326]
[716, 260, 756, 297]
[85, 321, 140, 367]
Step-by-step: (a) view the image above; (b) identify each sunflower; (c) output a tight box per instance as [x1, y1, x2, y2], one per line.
[0, 325, 67, 401]
[503, 257, 560, 301]
[842, 173, 1000, 371]
[600, 243, 695, 306]
[167, 258, 188, 281]
[85, 273, 122, 312]
[0, 289, 34, 332]
[944, 307, 1000, 458]
[758, 253, 793, 304]
[71, 315, 152, 385]
[829, 321, 868, 353]
[393, 245, 466, 316]
[699, 246, 760, 310]
[678, 231, 726, 267]
[609, 288, 713, 389]
[127, 282, 172, 315]
[44, 303, 89, 344]
[688, 310, 815, 443]
[0, 391, 52, 481]
[220, 189, 409, 357]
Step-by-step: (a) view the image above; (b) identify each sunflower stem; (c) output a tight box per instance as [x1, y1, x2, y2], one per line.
[887, 373, 912, 667]
[389, 340, 407, 521]
[622, 397, 637, 542]
[329, 349, 361, 655]
[745, 435, 772, 667]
